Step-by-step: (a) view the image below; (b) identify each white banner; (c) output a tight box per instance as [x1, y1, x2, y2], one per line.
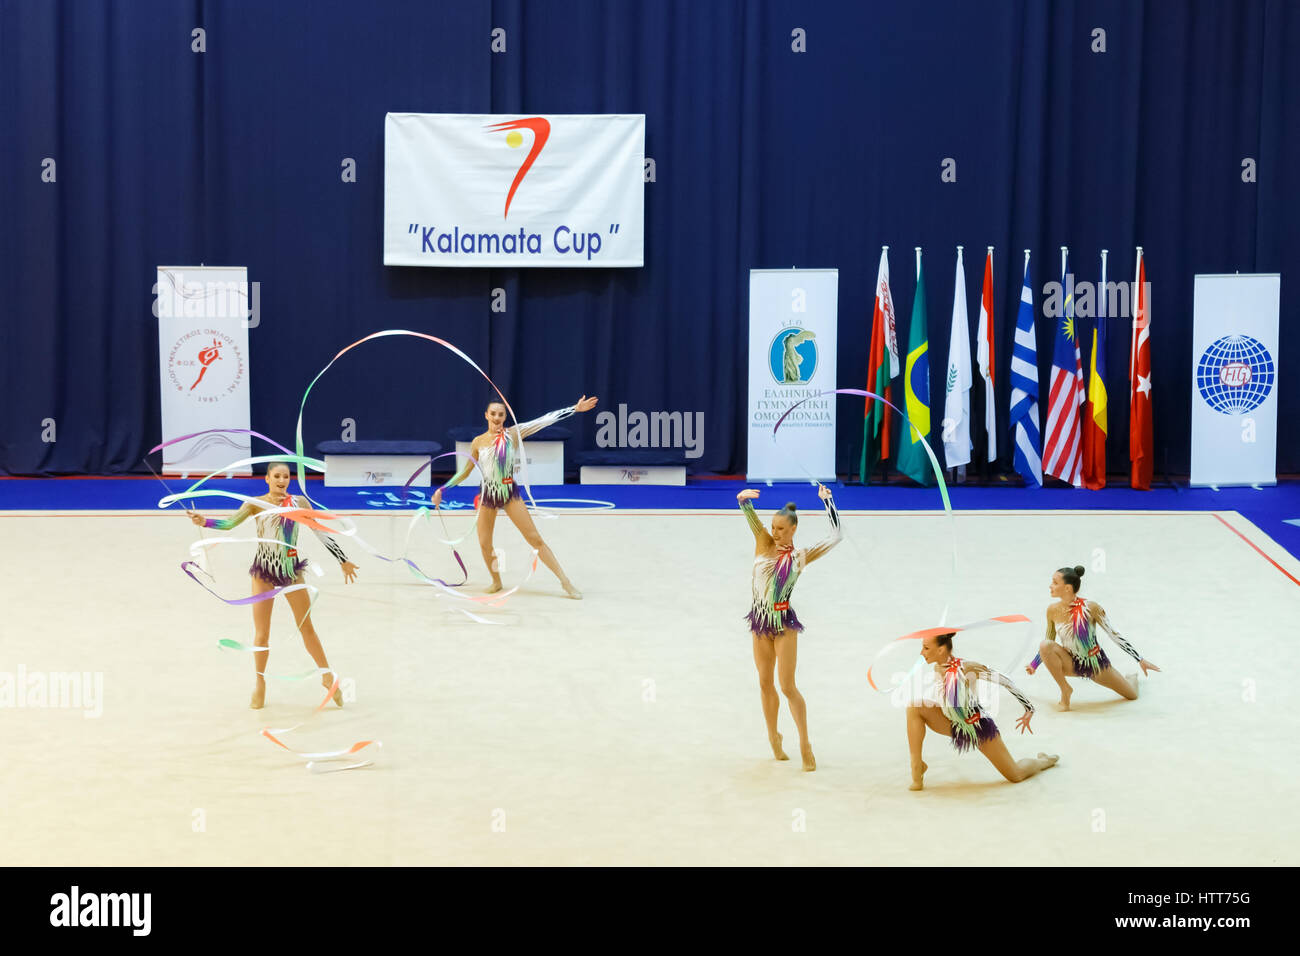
[1189, 274, 1280, 486]
[747, 270, 838, 481]
[384, 113, 644, 268]
[156, 266, 253, 475]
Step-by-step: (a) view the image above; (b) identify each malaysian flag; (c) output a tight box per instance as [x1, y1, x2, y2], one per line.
[1043, 248, 1084, 487]
[1008, 252, 1042, 486]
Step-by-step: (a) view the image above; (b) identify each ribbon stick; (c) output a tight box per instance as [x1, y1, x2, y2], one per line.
[773, 386, 956, 622]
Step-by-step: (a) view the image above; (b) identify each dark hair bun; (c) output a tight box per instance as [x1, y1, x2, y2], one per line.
[785, 501, 797, 511]
[1073, 565, 1085, 577]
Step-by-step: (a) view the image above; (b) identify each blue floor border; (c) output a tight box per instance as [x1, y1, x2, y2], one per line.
[4, 476, 1300, 566]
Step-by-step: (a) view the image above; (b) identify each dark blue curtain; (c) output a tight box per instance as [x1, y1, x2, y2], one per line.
[3, 0, 1297, 477]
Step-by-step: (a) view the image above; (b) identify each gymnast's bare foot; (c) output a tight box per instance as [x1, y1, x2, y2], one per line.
[322, 675, 343, 707]
[769, 732, 789, 760]
[1057, 684, 1072, 711]
[485, 578, 504, 595]
[250, 681, 265, 710]
[801, 744, 816, 772]
[562, 580, 583, 600]
[909, 760, 928, 791]
[1128, 673, 1140, 699]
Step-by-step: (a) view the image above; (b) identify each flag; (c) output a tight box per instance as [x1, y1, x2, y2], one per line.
[976, 248, 997, 463]
[942, 247, 973, 470]
[860, 247, 899, 480]
[1009, 253, 1043, 486]
[1129, 247, 1153, 489]
[897, 250, 932, 485]
[1043, 250, 1084, 486]
[1081, 251, 1109, 489]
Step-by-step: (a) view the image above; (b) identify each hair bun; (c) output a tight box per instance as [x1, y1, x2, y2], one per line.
[785, 501, 798, 511]
[1073, 565, 1086, 577]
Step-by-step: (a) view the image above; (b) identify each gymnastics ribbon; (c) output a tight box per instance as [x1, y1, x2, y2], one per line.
[866, 614, 1032, 692]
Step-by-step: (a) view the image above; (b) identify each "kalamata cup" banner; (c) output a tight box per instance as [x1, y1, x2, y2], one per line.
[384, 113, 644, 268]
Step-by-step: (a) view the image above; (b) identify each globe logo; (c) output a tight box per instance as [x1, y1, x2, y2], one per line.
[770, 328, 818, 384]
[1196, 334, 1274, 415]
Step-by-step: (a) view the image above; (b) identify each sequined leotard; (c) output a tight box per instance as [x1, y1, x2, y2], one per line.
[1029, 598, 1145, 681]
[922, 657, 1035, 752]
[204, 495, 350, 587]
[450, 405, 577, 509]
[741, 494, 842, 638]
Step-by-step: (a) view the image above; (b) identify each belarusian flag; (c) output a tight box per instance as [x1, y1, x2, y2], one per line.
[860, 246, 899, 481]
[1129, 247, 1153, 489]
[897, 248, 932, 485]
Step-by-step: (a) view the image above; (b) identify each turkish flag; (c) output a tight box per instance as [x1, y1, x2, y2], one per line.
[1129, 250, 1153, 489]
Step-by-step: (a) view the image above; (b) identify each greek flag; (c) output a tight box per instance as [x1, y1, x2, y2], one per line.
[1009, 255, 1043, 486]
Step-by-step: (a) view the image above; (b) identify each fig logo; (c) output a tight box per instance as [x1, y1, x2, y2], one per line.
[484, 117, 550, 219]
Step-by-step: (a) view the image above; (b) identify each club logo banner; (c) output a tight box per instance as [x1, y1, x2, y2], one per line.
[747, 270, 838, 481]
[384, 113, 645, 268]
[155, 266, 253, 475]
[1189, 274, 1281, 487]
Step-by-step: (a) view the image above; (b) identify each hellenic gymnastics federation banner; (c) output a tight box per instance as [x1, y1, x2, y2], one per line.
[1189, 273, 1281, 487]
[747, 270, 838, 481]
[383, 113, 644, 268]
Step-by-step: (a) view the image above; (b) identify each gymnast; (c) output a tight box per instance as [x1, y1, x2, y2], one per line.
[432, 396, 598, 598]
[908, 632, 1058, 790]
[738, 484, 841, 772]
[187, 461, 358, 709]
[1026, 565, 1160, 709]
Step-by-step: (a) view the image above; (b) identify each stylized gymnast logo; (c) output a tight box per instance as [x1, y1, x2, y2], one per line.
[190, 338, 223, 390]
[484, 117, 551, 220]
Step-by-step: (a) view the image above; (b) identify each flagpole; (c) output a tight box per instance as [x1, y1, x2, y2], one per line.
[882, 245, 891, 487]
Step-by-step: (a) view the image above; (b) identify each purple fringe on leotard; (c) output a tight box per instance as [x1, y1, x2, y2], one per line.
[745, 605, 804, 639]
[1070, 646, 1112, 681]
[950, 715, 1000, 753]
[249, 558, 309, 588]
[480, 482, 520, 509]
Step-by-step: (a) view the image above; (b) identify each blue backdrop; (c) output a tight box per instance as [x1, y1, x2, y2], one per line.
[2, 0, 1296, 478]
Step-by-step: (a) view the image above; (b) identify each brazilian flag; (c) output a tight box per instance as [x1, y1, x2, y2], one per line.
[897, 260, 933, 485]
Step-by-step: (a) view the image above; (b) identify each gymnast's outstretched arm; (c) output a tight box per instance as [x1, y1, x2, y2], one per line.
[1091, 602, 1159, 672]
[802, 487, 842, 564]
[190, 501, 256, 530]
[966, 660, 1035, 731]
[736, 492, 774, 552]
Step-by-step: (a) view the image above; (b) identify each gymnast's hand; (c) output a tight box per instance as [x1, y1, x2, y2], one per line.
[431, 488, 443, 508]
[1139, 658, 1161, 676]
[1016, 711, 1034, 734]
[737, 489, 760, 502]
[341, 561, 359, 583]
[575, 395, 599, 413]
[187, 510, 205, 527]
[817, 484, 832, 501]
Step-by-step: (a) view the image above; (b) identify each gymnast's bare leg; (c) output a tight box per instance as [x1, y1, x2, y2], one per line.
[502, 495, 581, 598]
[752, 634, 787, 760]
[774, 630, 814, 771]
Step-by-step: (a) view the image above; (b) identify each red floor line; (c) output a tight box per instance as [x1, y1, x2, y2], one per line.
[1210, 513, 1300, 587]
